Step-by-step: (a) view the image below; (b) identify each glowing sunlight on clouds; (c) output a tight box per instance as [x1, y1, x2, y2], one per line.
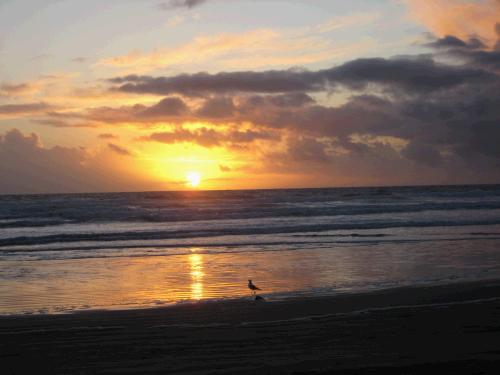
[1, 0, 499, 194]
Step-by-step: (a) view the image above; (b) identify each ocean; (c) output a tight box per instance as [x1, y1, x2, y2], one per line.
[1, 184, 500, 315]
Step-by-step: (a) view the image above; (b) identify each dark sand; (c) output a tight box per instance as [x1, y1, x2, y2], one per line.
[2, 280, 500, 374]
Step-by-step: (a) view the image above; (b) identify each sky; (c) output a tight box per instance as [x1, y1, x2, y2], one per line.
[0, 0, 499, 194]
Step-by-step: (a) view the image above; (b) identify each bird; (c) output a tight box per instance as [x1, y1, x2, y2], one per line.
[248, 279, 261, 295]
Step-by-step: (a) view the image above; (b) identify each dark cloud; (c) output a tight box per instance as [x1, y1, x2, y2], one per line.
[64, 94, 310, 126]
[0, 102, 52, 116]
[98, 133, 118, 139]
[0, 82, 32, 96]
[76, 97, 189, 124]
[44, 110, 86, 119]
[217, 76, 499, 178]
[326, 57, 493, 93]
[107, 143, 132, 156]
[158, 0, 207, 10]
[85, 105, 147, 124]
[463, 49, 500, 71]
[71, 57, 87, 63]
[140, 127, 278, 148]
[139, 97, 189, 117]
[266, 131, 499, 187]
[426, 35, 486, 50]
[110, 57, 494, 96]
[398, 80, 500, 162]
[32, 118, 98, 128]
[244, 93, 315, 108]
[427, 35, 500, 71]
[237, 94, 409, 138]
[219, 164, 231, 172]
[109, 69, 322, 96]
[141, 128, 221, 147]
[226, 129, 278, 143]
[401, 140, 443, 166]
[196, 96, 235, 118]
[287, 137, 331, 163]
[262, 137, 426, 187]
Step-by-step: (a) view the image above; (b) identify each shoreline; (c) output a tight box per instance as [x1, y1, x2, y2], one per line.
[2, 276, 497, 317]
[2, 279, 500, 373]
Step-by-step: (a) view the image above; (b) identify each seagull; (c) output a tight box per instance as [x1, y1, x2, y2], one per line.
[248, 279, 261, 295]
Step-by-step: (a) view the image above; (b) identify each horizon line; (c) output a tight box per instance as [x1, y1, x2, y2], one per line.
[1, 182, 499, 198]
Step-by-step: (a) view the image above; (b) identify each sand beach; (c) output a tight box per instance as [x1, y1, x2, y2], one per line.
[2, 279, 500, 374]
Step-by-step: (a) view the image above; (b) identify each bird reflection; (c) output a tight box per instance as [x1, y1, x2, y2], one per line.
[189, 253, 204, 300]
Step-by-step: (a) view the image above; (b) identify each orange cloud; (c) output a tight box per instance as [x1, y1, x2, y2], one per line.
[406, 0, 500, 47]
[97, 14, 377, 74]
[97, 29, 282, 71]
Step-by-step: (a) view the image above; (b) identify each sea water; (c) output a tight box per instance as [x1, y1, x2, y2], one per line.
[1, 185, 500, 314]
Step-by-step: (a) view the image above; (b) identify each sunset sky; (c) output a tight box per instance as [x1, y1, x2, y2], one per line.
[1, 0, 499, 194]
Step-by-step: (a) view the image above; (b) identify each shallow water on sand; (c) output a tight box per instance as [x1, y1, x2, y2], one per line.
[1, 225, 500, 314]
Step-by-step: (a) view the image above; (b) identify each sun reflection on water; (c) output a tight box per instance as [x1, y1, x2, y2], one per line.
[189, 253, 204, 300]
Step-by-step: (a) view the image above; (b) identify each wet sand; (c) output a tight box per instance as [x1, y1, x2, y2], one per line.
[2, 280, 500, 374]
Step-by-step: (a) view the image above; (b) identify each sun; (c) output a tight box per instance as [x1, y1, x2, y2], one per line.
[186, 171, 202, 188]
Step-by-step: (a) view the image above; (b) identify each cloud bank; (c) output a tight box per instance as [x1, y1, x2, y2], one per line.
[0, 129, 155, 194]
[102, 31, 500, 186]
